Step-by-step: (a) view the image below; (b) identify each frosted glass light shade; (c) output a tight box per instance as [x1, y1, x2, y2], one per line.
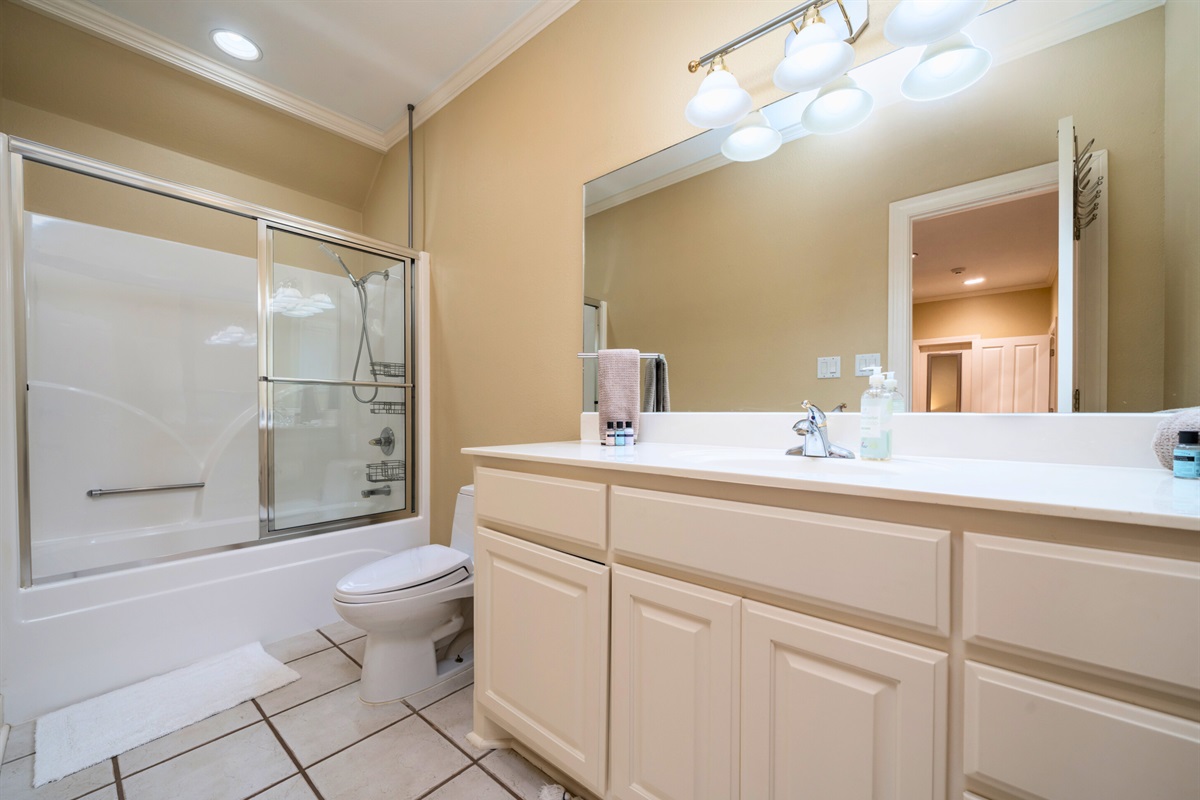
[721, 112, 782, 162]
[685, 68, 753, 129]
[902, 33, 991, 100]
[774, 20, 855, 93]
[801, 76, 874, 134]
[884, 0, 986, 47]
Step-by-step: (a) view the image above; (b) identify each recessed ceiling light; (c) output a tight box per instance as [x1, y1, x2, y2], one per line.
[963, 277, 985, 285]
[211, 30, 262, 61]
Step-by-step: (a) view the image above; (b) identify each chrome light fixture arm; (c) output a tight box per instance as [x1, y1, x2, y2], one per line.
[687, 0, 866, 74]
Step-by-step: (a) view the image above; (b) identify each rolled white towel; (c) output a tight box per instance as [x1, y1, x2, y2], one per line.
[1152, 408, 1200, 469]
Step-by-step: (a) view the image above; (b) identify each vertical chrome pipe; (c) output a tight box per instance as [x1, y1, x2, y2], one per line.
[407, 103, 415, 250]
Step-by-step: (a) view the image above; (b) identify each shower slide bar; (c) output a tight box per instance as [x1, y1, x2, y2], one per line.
[86, 482, 205, 498]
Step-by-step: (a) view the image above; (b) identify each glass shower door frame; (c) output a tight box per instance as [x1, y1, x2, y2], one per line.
[5, 135, 419, 586]
[259, 221, 416, 536]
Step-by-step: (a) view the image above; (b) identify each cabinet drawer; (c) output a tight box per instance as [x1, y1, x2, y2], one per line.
[612, 487, 951, 634]
[964, 662, 1200, 800]
[963, 532, 1200, 692]
[475, 467, 607, 550]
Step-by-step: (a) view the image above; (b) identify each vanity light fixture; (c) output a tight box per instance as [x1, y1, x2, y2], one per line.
[801, 76, 874, 134]
[685, 56, 753, 129]
[963, 277, 985, 285]
[773, 8, 856, 93]
[211, 29, 262, 61]
[902, 33, 992, 100]
[883, 0, 986, 47]
[721, 111, 783, 161]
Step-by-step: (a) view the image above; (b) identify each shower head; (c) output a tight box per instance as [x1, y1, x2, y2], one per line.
[318, 243, 358, 284]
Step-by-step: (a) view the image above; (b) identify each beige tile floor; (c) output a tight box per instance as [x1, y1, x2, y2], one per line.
[1, 623, 562, 800]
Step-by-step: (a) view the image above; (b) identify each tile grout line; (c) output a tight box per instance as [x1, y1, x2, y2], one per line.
[300, 714, 412, 772]
[474, 755, 527, 800]
[253, 699, 327, 800]
[410, 704, 492, 764]
[334, 643, 362, 668]
[261, 677, 361, 719]
[119, 718, 262, 779]
[110, 756, 127, 800]
[242, 773, 302, 800]
[410, 762, 475, 800]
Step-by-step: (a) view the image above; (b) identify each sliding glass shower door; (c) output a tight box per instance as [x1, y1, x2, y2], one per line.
[8, 136, 418, 585]
[265, 227, 412, 530]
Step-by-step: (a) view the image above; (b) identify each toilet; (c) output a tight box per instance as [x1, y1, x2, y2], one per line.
[333, 485, 476, 704]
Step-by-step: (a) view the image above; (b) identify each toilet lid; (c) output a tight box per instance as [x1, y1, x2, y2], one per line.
[336, 545, 472, 597]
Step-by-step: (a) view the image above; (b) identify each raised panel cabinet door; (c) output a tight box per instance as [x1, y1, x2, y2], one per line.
[610, 566, 741, 800]
[474, 527, 609, 795]
[741, 600, 948, 800]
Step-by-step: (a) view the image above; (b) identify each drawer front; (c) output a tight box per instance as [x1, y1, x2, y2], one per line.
[475, 467, 607, 550]
[964, 532, 1200, 692]
[964, 662, 1200, 800]
[612, 487, 951, 634]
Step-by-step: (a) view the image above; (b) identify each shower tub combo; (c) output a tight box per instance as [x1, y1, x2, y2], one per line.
[0, 135, 431, 722]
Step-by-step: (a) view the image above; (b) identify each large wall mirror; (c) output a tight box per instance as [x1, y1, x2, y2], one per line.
[583, 0, 1197, 414]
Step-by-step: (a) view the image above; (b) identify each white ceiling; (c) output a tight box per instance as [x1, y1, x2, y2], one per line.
[20, 0, 575, 150]
[912, 190, 1058, 302]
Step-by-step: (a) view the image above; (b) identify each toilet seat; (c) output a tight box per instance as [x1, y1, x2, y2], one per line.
[335, 544, 473, 604]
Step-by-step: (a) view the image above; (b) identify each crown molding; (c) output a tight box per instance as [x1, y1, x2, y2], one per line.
[15, 0, 580, 154]
[384, 0, 579, 147]
[914, 280, 1054, 305]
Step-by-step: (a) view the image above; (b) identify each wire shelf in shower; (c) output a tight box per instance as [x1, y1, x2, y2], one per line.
[366, 460, 405, 483]
[370, 361, 405, 379]
[369, 400, 406, 415]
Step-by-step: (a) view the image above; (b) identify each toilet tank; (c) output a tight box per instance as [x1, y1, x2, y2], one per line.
[449, 485, 475, 560]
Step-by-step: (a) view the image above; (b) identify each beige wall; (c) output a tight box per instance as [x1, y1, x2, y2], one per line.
[363, 0, 809, 539]
[1163, 0, 1200, 409]
[913, 288, 1053, 342]
[585, 10, 1169, 415]
[0, 2, 374, 230]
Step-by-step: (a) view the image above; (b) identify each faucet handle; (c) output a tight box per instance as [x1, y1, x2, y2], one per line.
[801, 400, 827, 427]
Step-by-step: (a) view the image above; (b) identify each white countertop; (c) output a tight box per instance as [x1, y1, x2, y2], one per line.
[463, 441, 1200, 531]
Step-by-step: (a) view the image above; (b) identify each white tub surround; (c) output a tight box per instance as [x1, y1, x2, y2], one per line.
[463, 437, 1199, 800]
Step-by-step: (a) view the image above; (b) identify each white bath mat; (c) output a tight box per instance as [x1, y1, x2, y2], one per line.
[33, 642, 299, 787]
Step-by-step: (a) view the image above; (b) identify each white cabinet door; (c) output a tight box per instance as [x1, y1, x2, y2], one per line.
[610, 566, 741, 800]
[741, 600, 948, 800]
[474, 527, 609, 795]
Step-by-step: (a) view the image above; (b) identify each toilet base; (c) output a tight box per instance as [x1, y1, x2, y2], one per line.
[357, 619, 474, 704]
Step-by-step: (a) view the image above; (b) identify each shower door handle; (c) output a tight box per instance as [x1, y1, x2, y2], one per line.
[87, 482, 205, 498]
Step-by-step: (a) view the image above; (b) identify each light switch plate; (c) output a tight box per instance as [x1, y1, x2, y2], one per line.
[817, 356, 841, 379]
[855, 353, 881, 376]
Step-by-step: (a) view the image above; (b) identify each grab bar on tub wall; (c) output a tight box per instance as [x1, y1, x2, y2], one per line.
[86, 482, 205, 498]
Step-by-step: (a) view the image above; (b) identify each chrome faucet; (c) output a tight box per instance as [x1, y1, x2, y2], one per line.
[786, 401, 855, 459]
[362, 485, 392, 498]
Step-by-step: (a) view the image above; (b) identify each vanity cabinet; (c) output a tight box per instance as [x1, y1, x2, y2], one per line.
[474, 527, 610, 795]
[468, 458, 1200, 800]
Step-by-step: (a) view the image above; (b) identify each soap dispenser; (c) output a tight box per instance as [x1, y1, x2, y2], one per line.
[860, 366, 892, 461]
[884, 371, 904, 413]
